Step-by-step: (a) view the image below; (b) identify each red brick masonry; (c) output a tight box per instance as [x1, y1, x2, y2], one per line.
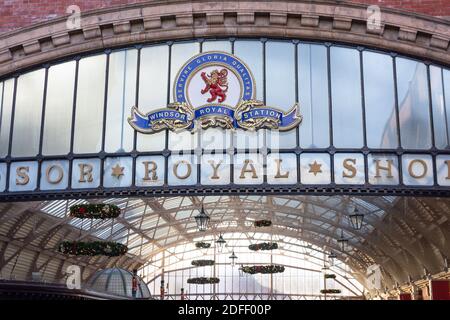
[0, 0, 449, 34]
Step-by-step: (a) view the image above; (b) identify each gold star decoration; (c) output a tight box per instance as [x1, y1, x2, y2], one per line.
[308, 161, 322, 176]
[111, 164, 125, 179]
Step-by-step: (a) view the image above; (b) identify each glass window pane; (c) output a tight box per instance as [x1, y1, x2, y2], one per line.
[105, 49, 137, 153]
[298, 44, 329, 148]
[233, 40, 264, 150]
[363, 51, 397, 149]
[202, 40, 231, 52]
[330, 47, 363, 148]
[73, 55, 106, 154]
[137, 45, 169, 152]
[0, 78, 14, 157]
[200, 41, 232, 150]
[42, 61, 76, 155]
[396, 58, 432, 149]
[444, 69, 450, 143]
[168, 42, 199, 151]
[430, 66, 448, 149]
[0, 82, 3, 133]
[12, 69, 45, 157]
[266, 41, 297, 149]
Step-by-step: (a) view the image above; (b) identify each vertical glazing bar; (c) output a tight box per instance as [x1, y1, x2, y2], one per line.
[295, 41, 301, 184]
[360, 50, 369, 185]
[426, 64, 437, 150]
[68, 59, 80, 190]
[442, 68, 450, 147]
[392, 55, 403, 185]
[132, 46, 141, 188]
[426, 64, 438, 186]
[294, 40, 300, 149]
[326, 44, 335, 184]
[5, 76, 18, 192]
[262, 38, 267, 184]
[230, 38, 236, 186]
[359, 49, 368, 148]
[100, 52, 111, 189]
[164, 42, 173, 186]
[0, 82, 4, 142]
[37, 66, 49, 190]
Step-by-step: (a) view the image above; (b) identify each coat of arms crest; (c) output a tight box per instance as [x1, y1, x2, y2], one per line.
[128, 51, 302, 133]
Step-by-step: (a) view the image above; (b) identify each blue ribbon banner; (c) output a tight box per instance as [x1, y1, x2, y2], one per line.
[128, 101, 302, 133]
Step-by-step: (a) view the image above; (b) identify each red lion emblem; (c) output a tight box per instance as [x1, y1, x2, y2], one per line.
[200, 69, 229, 103]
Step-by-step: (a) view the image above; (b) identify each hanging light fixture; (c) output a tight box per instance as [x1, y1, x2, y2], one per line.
[229, 250, 238, 267]
[348, 207, 364, 230]
[194, 205, 210, 232]
[328, 251, 337, 267]
[216, 234, 226, 252]
[337, 230, 348, 252]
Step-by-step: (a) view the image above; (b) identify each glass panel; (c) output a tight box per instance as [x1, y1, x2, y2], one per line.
[169, 42, 200, 151]
[363, 51, 397, 149]
[396, 58, 432, 149]
[200, 41, 232, 150]
[0, 79, 14, 157]
[330, 47, 363, 148]
[432, 66, 449, 149]
[266, 41, 297, 149]
[103, 156, 133, 188]
[202, 41, 231, 52]
[11, 69, 45, 157]
[8, 161, 38, 191]
[105, 49, 137, 153]
[334, 153, 365, 184]
[137, 45, 169, 152]
[40, 160, 69, 190]
[73, 55, 106, 154]
[368, 154, 399, 185]
[401, 154, 433, 186]
[42, 61, 76, 155]
[298, 44, 329, 148]
[233, 40, 264, 150]
[0, 82, 3, 138]
[299, 153, 331, 184]
[444, 69, 450, 146]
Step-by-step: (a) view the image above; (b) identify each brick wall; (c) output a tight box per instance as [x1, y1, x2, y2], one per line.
[0, 0, 449, 34]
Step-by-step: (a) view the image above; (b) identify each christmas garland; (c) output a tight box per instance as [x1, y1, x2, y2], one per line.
[195, 242, 211, 249]
[187, 277, 220, 284]
[240, 265, 285, 274]
[254, 220, 272, 227]
[191, 259, 215, 267]
[320, 289, 341, 294]
[248, 242, 278, 251]
[58, 241, 128, 257]
[69, 204, 121, 219]
[324, 274, 336, 279]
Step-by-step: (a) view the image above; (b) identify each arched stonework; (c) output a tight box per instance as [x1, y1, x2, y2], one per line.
[0, 0, 449, 77]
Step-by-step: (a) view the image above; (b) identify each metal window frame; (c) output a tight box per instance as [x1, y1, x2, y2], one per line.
[1, 37, 450, 201]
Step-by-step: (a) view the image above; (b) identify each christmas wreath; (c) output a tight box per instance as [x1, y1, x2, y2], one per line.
[320, 289, 341, 294]
[324, 274, 336, 279]
[240, 265, 285, 274]
[69, 204, 121, 219]
[254, 220, 272, 227]
[195, 242, 211, 249]
[191, 259, 215, 267]
[248, 242, 278, 251]
[58, 241, 128, 257]
[187, 277, 220, 284]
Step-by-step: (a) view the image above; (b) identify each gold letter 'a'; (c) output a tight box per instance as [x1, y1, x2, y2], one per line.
[240, 160, 258, 179]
